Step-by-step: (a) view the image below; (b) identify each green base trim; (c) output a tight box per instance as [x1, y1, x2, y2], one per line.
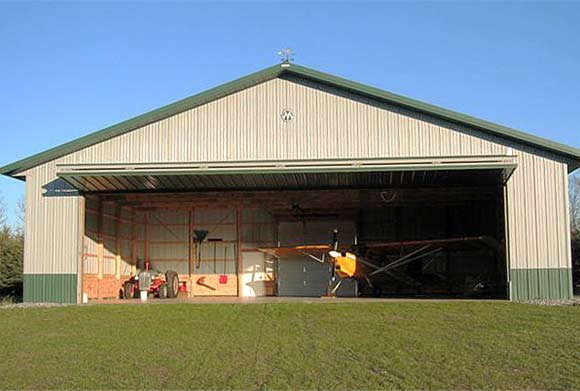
[510, 268, 572, 301]
[23, 274, 77, 304]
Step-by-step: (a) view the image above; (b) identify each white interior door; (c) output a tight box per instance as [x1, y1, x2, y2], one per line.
[241, 251, 267, 297]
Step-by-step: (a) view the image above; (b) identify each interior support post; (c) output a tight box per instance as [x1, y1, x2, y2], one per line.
[78, 195, 86, 304]
[114, 205, 121, 280]
[96, 197, 104, 280]
[130, 207, 137, 276]
[96, 196, 104, 300]
[236, 206, 242, 297]
[188, 208, 194, 282]
[144, 211, 149, 265]
[502, 185, 512, 300]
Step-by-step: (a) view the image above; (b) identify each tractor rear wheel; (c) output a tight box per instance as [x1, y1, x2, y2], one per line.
[123, 282, 134, 299]
[166, 270, 179, 298]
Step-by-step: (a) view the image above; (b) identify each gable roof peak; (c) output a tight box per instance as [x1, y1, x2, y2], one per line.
[1, 62, 579, 177]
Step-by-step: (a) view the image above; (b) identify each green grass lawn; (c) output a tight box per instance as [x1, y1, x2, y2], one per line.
[1, 302, 579, 390]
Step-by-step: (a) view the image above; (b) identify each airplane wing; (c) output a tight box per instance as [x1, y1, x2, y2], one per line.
[257, 236, 499, 287]
[361, 236, 498, 251]
[257, 244, 330, 257]
[257, 244, 335, 264]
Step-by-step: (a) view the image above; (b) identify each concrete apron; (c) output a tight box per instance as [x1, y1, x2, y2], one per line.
[84, 296, 504, 305]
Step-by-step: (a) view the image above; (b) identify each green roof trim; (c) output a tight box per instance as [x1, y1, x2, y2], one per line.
[0, 64, 282, 177]
[2, 62, 579, 177]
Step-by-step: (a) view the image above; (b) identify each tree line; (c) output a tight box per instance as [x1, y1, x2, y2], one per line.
[0, 197, 23, 299]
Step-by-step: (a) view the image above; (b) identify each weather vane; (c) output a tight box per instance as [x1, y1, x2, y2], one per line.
[277, 48, 295, 63]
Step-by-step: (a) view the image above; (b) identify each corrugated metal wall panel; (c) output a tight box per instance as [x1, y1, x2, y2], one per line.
[241, 208, 276, 249]
[103, 258, 115, 275]
[23, 161, 82, 275]
[193, 208, 237, 275]
[58, 78, 515, 164]
[23, 274, 77, 303]
[278, 220, 356, 247]
[22, 76, 573, 300]
[510, 268, 573, 300]
[504, 150, 571, 271]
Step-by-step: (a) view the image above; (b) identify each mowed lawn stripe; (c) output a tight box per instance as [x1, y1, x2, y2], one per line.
[0, 302, 579, 390]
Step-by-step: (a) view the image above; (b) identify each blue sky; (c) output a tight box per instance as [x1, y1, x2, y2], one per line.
[1, 1, 579, 226]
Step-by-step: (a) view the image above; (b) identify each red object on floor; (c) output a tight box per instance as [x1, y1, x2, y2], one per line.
[219, 275, 228, 284]
[179, 282, 187, 292]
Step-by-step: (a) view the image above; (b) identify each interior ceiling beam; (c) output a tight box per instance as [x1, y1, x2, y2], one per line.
[96, 186, 500, 199]
[92, 187, 501, 212]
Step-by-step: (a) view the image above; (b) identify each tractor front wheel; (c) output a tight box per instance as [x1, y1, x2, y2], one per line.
[159, 284, 168, 299]
[166, 271, 179, 298]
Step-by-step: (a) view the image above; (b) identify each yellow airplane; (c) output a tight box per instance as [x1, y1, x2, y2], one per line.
[258, 230, 495, 296]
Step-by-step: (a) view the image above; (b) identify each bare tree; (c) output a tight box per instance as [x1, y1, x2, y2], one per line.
[571, 174, 580, 235]
[0, 194, 6, 229]
[15, 196, 25, 236]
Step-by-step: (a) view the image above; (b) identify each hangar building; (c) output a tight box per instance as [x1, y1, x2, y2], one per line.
[1, 63, 579, 303]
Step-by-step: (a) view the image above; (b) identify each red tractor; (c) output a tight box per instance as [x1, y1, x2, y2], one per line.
[123, 262, 180, 299]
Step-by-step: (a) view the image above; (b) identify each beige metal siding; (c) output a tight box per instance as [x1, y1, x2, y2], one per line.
[23, 161, 82, 274]
[22, 77, 572, 282]
[60, 78, 510, 163]
[505, 151, 571, 270]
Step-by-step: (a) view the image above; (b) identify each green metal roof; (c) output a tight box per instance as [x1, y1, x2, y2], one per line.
[2, 62, 579, 177]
